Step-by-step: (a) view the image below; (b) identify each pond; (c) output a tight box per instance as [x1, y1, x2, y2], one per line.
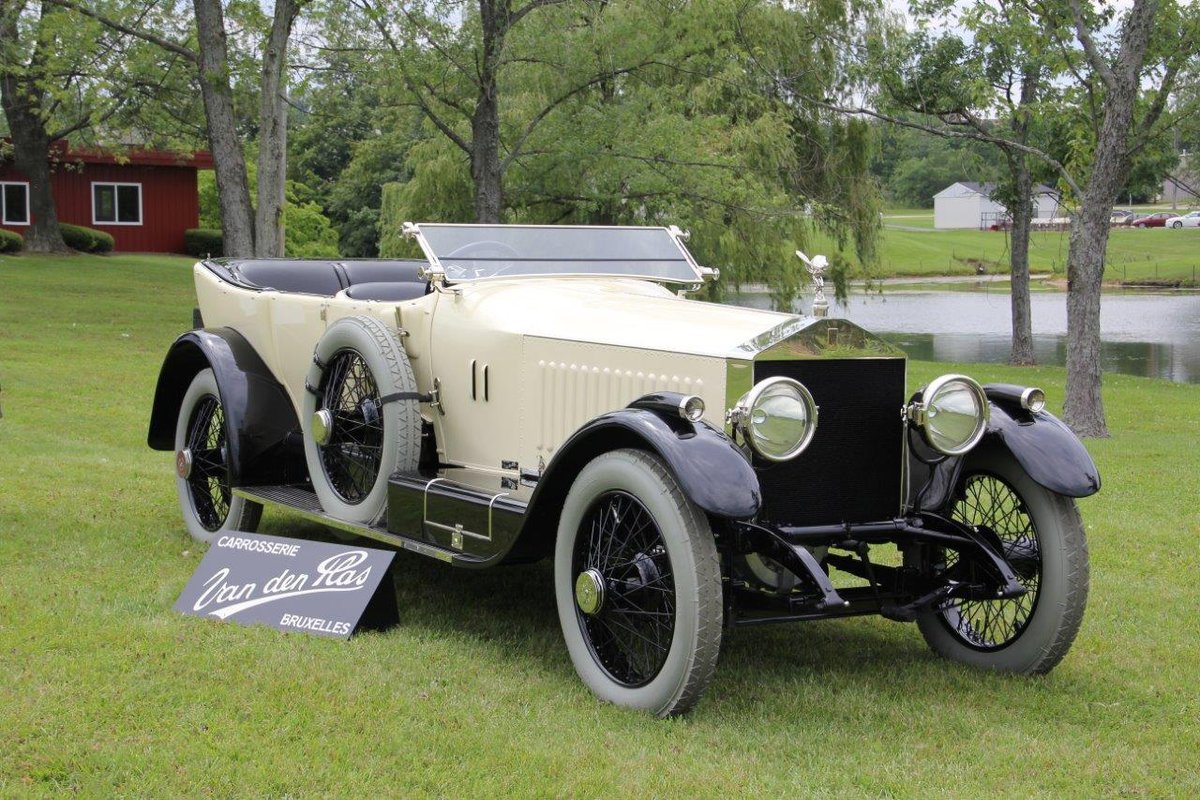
[728, 287, 1200, 384]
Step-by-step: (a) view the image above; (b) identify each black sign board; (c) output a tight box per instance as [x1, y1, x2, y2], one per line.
[175, 532, 398, 639]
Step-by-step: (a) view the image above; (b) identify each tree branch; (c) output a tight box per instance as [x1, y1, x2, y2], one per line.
[810, 98, 1084, 198]
[500, 64, 646, 173]
[1066, 0, 1115, 88]
[508, 0, 569, 30]
[44, 0, 198, 63]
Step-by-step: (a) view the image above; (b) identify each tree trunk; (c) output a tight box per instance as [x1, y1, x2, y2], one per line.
[1063, 0, 1158, 438]
[471, 93, 503, 223]
[1007, 62, 1039, 367]
[0, 3, 68, 253]
[254, 0, 300, 258]
[471, 0, 503, 223]
[1008, 160, 1036, 365]
[193, 0, 255, 257]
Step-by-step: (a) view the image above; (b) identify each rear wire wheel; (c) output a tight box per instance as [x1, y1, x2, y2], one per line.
[914, 447, 1089, 674]
[173, 368, 261, 543]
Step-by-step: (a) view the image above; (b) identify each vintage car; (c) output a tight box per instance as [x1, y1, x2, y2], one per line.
[148, 223, 1100, 717]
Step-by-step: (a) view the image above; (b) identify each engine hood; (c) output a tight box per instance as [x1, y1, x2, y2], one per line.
[448, 277, 901, 360]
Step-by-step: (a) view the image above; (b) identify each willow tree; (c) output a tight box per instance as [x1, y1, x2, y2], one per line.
[365, 0, 883, 305]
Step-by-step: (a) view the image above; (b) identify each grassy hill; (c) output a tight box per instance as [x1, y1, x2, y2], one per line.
[808, 207, 1200, 284]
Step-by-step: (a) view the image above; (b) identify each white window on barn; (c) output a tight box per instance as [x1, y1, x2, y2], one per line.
[1, 182, 30, 225]
[92, 182, 142, 225]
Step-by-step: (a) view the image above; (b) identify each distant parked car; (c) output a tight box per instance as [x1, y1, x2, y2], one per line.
[1131, 212, 1174, 228]
[1164, 211, 1200, 229]
[1110, 210, 1136, 225]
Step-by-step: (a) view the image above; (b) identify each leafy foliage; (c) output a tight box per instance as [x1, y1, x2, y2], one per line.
[198, 169, 340, 258]
[183, 228, 223, 258]
[59, 223, 114, 253]
[0, 228, 23, 253]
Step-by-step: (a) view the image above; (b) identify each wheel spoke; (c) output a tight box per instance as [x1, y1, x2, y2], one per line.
[941, 473, 1042, 649]
[316, 350, 384, 504]
[573, 490, 676, 687]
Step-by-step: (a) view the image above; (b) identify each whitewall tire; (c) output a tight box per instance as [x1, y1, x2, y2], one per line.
[554, 449, 723, 717]
[302, 316, 420, 524]
[174, 368, 262, 543]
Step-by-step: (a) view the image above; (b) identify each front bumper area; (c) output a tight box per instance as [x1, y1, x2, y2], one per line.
[726, 512, 1027, 626]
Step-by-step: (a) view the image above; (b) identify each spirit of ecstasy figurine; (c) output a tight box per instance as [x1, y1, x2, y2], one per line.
[796, 250, 829, 318]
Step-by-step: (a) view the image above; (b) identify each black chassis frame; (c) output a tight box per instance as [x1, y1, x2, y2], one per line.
[149, 330, 1101, 627]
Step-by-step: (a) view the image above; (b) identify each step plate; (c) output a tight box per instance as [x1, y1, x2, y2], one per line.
[234, 485, 470, 565]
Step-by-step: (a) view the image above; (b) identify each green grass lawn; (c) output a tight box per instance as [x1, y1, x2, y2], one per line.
[2, 253, 1198, 797]
[860, 208, 1200, 283]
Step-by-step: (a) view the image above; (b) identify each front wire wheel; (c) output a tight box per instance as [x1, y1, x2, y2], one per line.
[555, 449, 722, 717]
[915, 447, 1089, 674]
[173, 368, 261, 543]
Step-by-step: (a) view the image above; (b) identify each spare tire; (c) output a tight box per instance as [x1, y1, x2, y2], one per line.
[302, 316, 421, 524]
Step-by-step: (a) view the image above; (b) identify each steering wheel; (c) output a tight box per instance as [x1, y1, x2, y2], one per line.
[442, 240, 521, 279]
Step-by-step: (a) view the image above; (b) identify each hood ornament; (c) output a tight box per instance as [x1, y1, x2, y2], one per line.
[796, 251, 829, 318]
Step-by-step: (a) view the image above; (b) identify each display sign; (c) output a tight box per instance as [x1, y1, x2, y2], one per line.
[174, 532, 398, 639]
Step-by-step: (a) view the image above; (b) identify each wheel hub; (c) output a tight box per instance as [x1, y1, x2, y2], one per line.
[175, 448, 193, 479]
[311, 409, 334, 446]
[575, 568, 606, 616]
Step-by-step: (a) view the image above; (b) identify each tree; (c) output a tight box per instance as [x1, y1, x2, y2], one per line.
[872, 4, 1061, 366]
[813, 0, 1200, 435]
[0, 0, 185, 251]
[1056, 0, 1197, 436]
[345, 0, 654, 223]
[52, 0, 306, 257]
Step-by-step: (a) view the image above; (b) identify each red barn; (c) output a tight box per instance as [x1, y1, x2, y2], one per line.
[0, 142, 212, 253]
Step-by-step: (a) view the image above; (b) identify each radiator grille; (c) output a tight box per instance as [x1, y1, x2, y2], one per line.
[753, 358, 906, 527]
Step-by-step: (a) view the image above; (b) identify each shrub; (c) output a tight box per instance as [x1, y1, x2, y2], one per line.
[0, 228, 22, 253]
[185, 228, 224, 258]
[60, 223, 114, 253]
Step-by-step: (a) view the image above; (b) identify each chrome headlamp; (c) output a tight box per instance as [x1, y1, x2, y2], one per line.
[729, 377, 818, 462]
[908, 374, 989, 456]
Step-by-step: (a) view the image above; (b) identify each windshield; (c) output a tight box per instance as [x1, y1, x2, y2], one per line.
[408, 223, 703, 284]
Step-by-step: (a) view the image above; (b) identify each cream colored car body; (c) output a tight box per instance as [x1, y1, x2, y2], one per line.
[194, 263, 796, 489]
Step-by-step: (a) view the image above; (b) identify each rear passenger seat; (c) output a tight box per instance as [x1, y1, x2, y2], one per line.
[206, 259, 430, 300]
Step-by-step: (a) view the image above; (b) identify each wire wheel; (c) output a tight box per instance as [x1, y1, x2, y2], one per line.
[183, 394, 231, 531]
[573, 490, 677, 688]
[316, 349, 384, 504]
[939, 472, 1042, 650]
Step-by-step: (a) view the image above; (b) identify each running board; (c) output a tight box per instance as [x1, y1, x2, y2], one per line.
[233, 485, 475, 566]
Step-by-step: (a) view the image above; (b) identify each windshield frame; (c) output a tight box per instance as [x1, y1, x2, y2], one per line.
[402, 221, 709, 286]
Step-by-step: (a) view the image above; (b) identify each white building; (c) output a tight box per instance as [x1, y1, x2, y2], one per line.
[933, 182, 1062, 229]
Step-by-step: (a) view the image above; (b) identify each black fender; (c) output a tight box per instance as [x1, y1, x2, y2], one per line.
[908, 400, 1101, 511]
[146, 328, 304, 487]
[983, 402, 1101, 497]
[506, 400, 761, 562]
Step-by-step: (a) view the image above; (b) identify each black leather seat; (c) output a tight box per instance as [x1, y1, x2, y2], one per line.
[343, 282, 429, 302]
[234, 260, 344, 295]
[217, 259, 430, 297]
[341, 260, 426, 286]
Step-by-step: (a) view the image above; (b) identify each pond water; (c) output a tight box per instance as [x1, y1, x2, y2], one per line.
[728, 287, 1200, 384]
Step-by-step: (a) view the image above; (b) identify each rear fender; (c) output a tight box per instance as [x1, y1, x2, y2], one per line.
[146, 328, 303, 486]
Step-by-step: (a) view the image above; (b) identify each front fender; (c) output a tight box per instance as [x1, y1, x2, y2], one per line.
[984, 402, 1101, 497]
[908, 400, 1101, 512]
[146, 328, 302, 486]
[506, 405, 760, 563]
